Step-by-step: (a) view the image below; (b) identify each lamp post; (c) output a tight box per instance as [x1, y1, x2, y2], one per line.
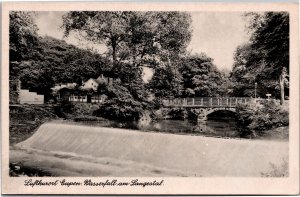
[254, 82, 257, 100]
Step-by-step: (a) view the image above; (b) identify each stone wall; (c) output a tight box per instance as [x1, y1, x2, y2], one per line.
[9, 80, 21, 104]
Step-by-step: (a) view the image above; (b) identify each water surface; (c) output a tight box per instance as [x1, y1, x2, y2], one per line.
[72, 119, 239, 138]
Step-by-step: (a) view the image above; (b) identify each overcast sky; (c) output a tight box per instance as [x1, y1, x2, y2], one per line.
[35, 11, 249, 71]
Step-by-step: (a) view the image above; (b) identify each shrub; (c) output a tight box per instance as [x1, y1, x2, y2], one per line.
[236, 100, 289, 138]
[102, 84, 133, 100]
[53, 100, 74, 118]
[93, 98, 143, 121]
[73, 103, 100, 115]
[261, 158, 288, 177]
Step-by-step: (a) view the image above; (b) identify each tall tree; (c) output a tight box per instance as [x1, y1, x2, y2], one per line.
[9, 11, 39, 78]
[230, 43, 262, 97]
[63, 11, 128, 74]
[246, 12, 289, 104]
[61, 11, 192, 81]
[10, 11, 38, 61]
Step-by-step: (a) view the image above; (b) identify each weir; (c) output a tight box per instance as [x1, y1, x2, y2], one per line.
[14, 122, 288, 176]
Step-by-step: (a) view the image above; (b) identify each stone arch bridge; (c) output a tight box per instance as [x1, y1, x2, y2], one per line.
[162, 97, 253, 121]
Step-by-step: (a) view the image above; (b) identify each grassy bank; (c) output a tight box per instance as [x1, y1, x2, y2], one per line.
[9, 105, 58, 145]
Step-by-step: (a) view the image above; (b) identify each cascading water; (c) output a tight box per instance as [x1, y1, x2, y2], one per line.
[13, 121, 288, 176]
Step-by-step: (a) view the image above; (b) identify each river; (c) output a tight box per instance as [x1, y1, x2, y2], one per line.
[72, 118, 239, 138]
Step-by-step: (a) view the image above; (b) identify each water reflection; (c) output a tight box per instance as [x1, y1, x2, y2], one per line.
[138, 119, 238, 137]
[72, 119, 239, 138]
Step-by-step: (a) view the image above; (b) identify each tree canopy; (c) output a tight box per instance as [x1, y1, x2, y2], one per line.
[179, 53, 228, 97]
[230, 12, 289, 102]
[9, 11, 38, 63]
[62, 11, 192, 78]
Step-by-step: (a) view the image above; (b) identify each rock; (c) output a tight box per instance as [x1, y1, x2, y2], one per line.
[15, 165, 21, 170]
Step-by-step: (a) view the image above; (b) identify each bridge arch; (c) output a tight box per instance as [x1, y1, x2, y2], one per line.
[206, 109, 237, 120]
[198, 107, 236, 121]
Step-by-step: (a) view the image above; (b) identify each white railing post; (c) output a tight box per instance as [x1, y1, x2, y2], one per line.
[192, 98, 195, 105]
[201, 98, 203, 106]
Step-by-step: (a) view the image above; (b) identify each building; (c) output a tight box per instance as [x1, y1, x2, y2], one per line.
[56, 87, 107, 104]
[10, 79, 44, 104]
[19, 89, 44, 104]
[52, 74, 117, 103]
[80, 74, 117, 91]
[51, 83, 77, 92]
[81, 78, 99, 91]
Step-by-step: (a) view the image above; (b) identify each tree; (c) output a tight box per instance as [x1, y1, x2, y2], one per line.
[10, 11, 38, 61]
[61, 11, 192, 82]
[246, 12, 289, 104]
[147, 65, 180, 98]
[63, 11, 129, 69]
[9, 11, 39, 78]
[230, 43, 262, 97]
[179, 53, 226, 97]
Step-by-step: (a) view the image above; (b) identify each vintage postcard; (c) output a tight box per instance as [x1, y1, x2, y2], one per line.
[1, 1, 299, 195]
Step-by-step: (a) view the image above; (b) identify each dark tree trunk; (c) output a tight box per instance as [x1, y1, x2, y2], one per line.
[112, 42, 117, 67]
[279, 68, 285, 105]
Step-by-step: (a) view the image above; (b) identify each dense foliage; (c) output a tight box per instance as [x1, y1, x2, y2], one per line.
[11, 35, 110, 99]
[236, 100, 289, 138]
[9, 11, 38, 62]
[179, 53, 228, 97]
[230, 12, 289, 103]
[147, 53, 230, 98]
[94, 98, 143, 121]
[62, 11, 192, 78]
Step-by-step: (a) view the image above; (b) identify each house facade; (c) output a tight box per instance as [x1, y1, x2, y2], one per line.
[52, 74, 117, 103]
[10, 79, 44, 104]
[81, 78, 99, 91]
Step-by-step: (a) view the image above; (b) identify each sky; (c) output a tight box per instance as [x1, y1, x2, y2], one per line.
[35, 11, 250, 74]
[188, 12, 250, 71]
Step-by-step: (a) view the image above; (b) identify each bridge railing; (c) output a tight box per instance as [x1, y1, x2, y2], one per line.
[162, 97, 253, 107]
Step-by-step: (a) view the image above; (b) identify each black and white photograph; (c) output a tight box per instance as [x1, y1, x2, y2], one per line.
[2, 2, 299, 195]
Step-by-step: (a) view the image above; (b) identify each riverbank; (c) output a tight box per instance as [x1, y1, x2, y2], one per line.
[9, 105, 58, 145]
